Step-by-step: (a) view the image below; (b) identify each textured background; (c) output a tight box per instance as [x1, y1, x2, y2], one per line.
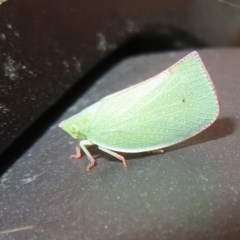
[0, 49, 240, 239]
[1, 0, 240, 239]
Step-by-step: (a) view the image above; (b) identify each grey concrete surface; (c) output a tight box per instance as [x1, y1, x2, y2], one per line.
[0, 49, 240, 240]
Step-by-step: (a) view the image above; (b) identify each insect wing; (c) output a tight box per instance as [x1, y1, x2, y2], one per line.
[82, 52, 219, 152]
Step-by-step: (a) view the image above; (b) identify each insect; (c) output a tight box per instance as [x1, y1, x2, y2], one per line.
[59, 51, 219, 171]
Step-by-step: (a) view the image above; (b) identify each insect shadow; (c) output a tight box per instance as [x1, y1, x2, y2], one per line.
[168, 117, 235, 152]
[93, 117, 235, 163]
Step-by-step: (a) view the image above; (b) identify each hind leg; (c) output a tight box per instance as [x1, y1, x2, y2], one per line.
[98, 147, 127, 168]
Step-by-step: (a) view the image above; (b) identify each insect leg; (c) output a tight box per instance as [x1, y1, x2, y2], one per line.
[151, 149, 164, 154]
[80, 140, 96, 171]
[69, 141, 81, 159]
[98, 147, 127, 168]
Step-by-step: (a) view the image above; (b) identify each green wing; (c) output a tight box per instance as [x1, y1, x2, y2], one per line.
[79, 51, 219, 152]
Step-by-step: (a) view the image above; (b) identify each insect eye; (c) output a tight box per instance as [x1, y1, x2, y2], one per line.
[71, 124, 78, 132]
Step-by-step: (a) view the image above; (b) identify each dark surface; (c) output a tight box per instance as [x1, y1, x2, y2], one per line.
[1, 0, 240, 155]
[0, 0, 191, 154]
[0, 49, 240, 239]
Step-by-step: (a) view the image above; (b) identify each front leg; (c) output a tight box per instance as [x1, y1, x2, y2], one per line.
[69, 144, 81, 159]
[80, 140, 96, 171]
